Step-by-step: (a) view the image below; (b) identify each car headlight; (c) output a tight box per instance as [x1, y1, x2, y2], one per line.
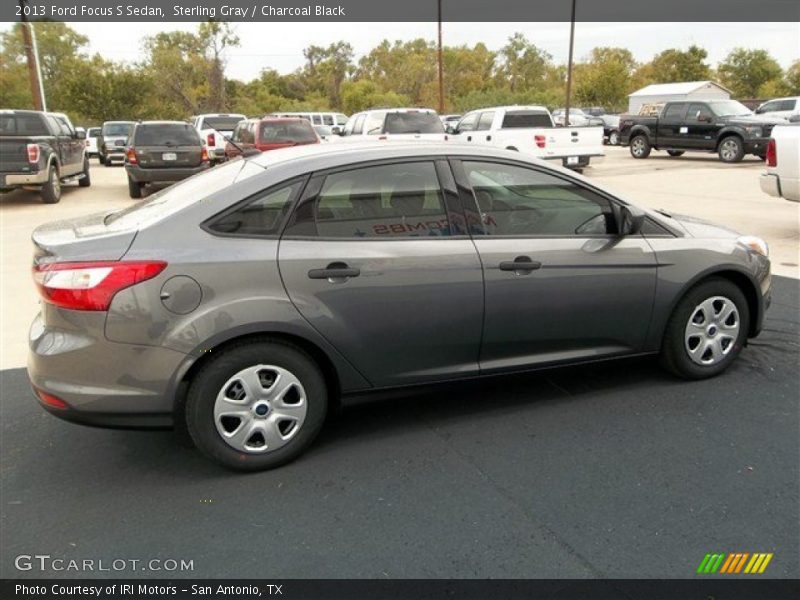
[744, 126, 763, 137]
[738, 235, 769, 257]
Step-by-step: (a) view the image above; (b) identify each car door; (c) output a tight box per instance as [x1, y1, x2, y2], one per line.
[684, 103, 717, 149]
[278, 158, 484, 387]
[46, 116, 76, 174]
[451, 158, 658, 373]
[453, 112, 478, 142]
[476, 111, 496, 144]
[658, 103, 688, 147]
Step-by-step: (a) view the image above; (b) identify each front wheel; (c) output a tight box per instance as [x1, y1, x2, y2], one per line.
[185, 340, 328, 471]
[718, 136, 744, 163]
[660, 278, 749, 380]
[630, 135, 651, 158]
[607, 130, 620, 146]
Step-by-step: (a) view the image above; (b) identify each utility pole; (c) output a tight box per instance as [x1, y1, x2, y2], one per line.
[18, 0, 46, 111]
[564, 0, 576, 126]
[437, 0, 444, 114]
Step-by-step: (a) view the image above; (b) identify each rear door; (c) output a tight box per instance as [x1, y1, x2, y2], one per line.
[134, 123, 202, 168]
[278, 158, 484, 387]
[657, 103, 688, 147]
[452, 158, 657, 372]
[52, 115, 83, 174]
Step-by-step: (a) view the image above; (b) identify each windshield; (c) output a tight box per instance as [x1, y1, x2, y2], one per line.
[102, 122, 133, 136]
[710, 101, 752, 117]
[104, 159, 264, 229]
[202, 116, 244, 132]
[87, 128, 101, 136]
[134, 123, 199, 146]
[259, 121, 317, 144]
[384, 112, 444, 134]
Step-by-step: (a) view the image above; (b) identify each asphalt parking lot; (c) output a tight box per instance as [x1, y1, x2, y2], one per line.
[1, 148, 798, 579]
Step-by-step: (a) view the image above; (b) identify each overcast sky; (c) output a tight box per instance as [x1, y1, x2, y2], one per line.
[3, 21, 797, 81]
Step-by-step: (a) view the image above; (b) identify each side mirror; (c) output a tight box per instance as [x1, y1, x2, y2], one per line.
[444, 123, 457, 134]
[330, 126, 342, 136]
[619, 204, 645, 236]
[74, 127, 86, 140]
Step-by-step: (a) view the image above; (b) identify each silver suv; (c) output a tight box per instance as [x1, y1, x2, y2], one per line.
[28, 143, 771, 470]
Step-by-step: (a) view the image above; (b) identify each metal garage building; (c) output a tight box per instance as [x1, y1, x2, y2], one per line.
[628, 81, 732, 114]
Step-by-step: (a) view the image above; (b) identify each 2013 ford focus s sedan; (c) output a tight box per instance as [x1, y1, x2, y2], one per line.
[28, 143, 772, 471]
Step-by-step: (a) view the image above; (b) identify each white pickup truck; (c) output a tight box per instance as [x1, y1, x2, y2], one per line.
[447, 105, 604, 171]
[760, 123, 800, 202]
[192, 113, 246, 164]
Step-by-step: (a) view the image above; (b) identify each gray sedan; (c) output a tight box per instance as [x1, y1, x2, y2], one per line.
[28, 143, 772, 470]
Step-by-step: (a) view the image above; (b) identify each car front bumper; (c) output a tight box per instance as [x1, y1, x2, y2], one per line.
[27, 311, 184, 428]
[743, 138, 770, 155]
[125, 163, 210, 184]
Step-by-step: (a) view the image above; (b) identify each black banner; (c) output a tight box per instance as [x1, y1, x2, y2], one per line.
[5, 0, 800, 22]
[3, 579, 800, 600]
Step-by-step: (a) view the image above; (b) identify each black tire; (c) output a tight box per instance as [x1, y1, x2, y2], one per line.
[78, 157, 91, 187]
[40, 165, 61, 204]
[103, 156, 112, 167]
[667, 150, 685, 157]
[660, 278, 750, 380]
[185, 340, 328, 471]
[127, 176, 142, 199]
[630, 134, 651, 158]
[607, 130, 620, 146]
[718, 136, 744, 163]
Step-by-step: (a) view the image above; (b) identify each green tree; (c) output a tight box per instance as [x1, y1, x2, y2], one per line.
[718, 48, 783, 97]
[573, 47, 637, 111]
[496, 33, 553, 93]
[783, 60, 800, 95]
[643, 45, 711, 83]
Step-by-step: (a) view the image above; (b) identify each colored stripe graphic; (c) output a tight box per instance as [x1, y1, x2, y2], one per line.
[758, 553, 773, 573]
[719, 553, 736, 573]
[735, 553, 749, 573]
[699, 552, 774, 574]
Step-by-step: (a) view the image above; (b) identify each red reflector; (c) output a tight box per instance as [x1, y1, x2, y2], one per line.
[207, 133, 215, 147]
[535, 135, 546, 149]
[126, 147, 137, 164]
[766, 138, 776, 167]
[201, 146, 209, 162]
[27, 143, 40, 163]
[35, 387, 69, 410]
[33, 261, 167, 311]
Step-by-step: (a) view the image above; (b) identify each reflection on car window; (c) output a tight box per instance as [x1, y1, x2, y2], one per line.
[463, 161, 615, 237]
[209, 180, 302, 236]
[305, 162, 449, 238]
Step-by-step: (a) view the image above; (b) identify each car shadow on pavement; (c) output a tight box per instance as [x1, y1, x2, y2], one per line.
[0, 186, 83, 207]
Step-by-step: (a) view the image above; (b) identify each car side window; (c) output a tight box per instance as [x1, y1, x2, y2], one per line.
[351, 114, 365, 135]
[663, 104, 686, 120]
[322, 114, 334, 125]
[780, 99, 797, 111]
[477, 112, 495, 131]
[686, 103, 713, 122]
[287, 162, 450, 239]
[462, 161, 617, 237]
[364, 113, 385, 135]
[55, 117, 74, 136]
[207, 180, 304, 236]
[457, 113, 478, 132]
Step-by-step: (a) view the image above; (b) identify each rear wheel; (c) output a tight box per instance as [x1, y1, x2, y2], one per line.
[660, 278, 749, 379]
[718, 136, 744, 163]
[78, 157, 91, 187]
[127, 176, 142, 199]
[41, 165, 61, 204]
[667, 150, 685, 157]
[186, 340, 328, 471]
[630, 135, 651, 158]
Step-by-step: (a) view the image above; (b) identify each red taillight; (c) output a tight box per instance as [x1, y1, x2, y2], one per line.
[535, 135, 546, 149]
[201, 147, 209, 162]
[126, 147, 138, 164]
[34, 387, 69, 410]
[207, 133, 215, 147]
[766, 138, 777, 167]
[33, 261, 167, 311]
[85, 139, 90, 147]
[27, 143, 39, 163]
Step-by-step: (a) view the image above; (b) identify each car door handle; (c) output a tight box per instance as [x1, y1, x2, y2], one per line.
[466, 135, 472, 142]
[499, 257, 542, 272]
[308, 262, 360, 280]
[486, 135, 492, 141]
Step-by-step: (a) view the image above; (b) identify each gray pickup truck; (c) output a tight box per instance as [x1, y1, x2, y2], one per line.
[0, 109, 90, 203]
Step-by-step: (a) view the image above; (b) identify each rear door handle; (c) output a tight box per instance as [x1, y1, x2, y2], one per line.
[308, 262, 360, 280]
[499, 256, 542, 272]
[486, 135, 492, 141]
[466, 135, 472, 142]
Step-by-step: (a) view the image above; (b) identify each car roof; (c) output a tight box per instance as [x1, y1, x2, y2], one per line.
[136, 120, 194, 126]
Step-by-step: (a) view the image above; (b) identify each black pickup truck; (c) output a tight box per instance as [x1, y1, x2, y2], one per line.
[0, 110, 90, 203]
[619, 100, 783, 163]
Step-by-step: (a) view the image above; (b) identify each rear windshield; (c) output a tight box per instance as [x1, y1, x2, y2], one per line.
[87, 128, 101, 136]
[501, 111, 553, 128]
[102, 123, 133, 136]
[0, 113, 48, 136]
[384, 112, 444, 134]
[134, 123, 200, 146]
[201, 116, 244, 132]
[260, 121, 317, 144]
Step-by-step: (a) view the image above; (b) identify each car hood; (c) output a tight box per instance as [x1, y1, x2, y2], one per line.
[661, 211, 741, 239]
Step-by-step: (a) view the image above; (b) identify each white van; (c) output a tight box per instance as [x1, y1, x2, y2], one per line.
[269, 112, 349, 128]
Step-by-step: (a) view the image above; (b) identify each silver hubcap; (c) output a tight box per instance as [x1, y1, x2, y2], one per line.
[52, 171, 60, 195]
[684, 296, 740, 366]
[610, 132, 618, 145]
[632, 138, 644, 156]
[720, 140, 738, 161]
[213, 365, 307, 454]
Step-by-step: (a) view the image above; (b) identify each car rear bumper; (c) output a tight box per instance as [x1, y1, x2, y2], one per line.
[760, 172, 800, 202]
[2, 169, 49, 185]
[125, 163, 210, 184]
[103, 149, 127, 160]
[27, 312, 183, 428]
